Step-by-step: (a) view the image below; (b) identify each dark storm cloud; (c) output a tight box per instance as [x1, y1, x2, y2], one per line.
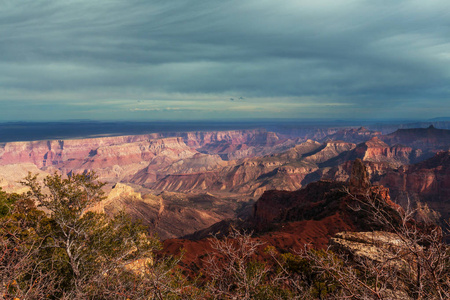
[0, 0, 449, 120]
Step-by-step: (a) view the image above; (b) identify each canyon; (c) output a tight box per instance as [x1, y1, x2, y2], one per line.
[0, 125, 448, 240]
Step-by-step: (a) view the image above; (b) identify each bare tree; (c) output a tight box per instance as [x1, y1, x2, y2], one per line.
[204, 227, 270, 299]
[344, 185, 450, 299]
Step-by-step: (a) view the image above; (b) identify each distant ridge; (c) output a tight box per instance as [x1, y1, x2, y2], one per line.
[0, 121, 263, 143]
[381, 125, 450, 149]
[1, 120, 449, 143]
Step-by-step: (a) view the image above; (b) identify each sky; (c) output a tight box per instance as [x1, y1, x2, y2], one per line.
[1, 0, 449, 121]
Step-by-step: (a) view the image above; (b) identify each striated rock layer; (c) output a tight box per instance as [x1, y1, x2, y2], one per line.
[147, 140, 355, 197]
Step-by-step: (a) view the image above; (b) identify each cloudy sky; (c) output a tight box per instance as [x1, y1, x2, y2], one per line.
[1, 0, 449, 121]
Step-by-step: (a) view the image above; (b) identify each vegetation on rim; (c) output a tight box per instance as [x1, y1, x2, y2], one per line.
[1, 166, 449, 299]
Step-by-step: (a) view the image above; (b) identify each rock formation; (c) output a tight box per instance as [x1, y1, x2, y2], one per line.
[349, 158, 370, 190]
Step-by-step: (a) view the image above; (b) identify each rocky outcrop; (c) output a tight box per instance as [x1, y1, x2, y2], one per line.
[320, 137, 421, 185]
[349, 158, 370, 190]
[251, 158, 399, 233]
[0, 129, 301, 187]
[329, 231, 414, 299]
[0, 135, 200, 183]
[321, 150, 450, 222]
[161, 153, 229, 174]
[374, 125, 450, 165]
[0, 163, 49, 193]
[77, 137, 198, 182]
[302, 141, 355, 165]
[330, 231, 406, 265]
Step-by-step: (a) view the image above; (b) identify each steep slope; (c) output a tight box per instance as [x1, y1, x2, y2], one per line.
[0, 163, 49, 193]
[320, 137, 418, 183]
[0, 129, 296, 186]
[319, 126, 449, 180]
[322, 150, 450, 223]
[161, 153, 229, 174]
[73, 137, 198, 182]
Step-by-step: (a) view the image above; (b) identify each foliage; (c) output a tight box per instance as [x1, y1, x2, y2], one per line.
[1, 172, 450, 299]
[1, 172, 190, 299]
[0, 188, 56, 299]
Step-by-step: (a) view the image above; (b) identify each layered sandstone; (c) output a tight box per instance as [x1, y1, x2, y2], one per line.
[0, 129, 296, 186]
[0, 163, 48, 193]
[0, 134, 163, 168]
[146, 140, 353, 196]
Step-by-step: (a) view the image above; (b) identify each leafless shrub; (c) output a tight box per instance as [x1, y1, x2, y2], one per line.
[304, 245, 408, 299]
[204, 227, 270, 299]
